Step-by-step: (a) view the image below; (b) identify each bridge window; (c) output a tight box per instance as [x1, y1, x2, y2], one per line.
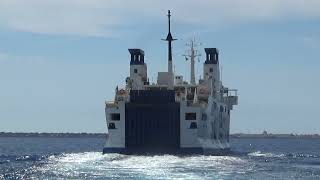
[110, 113, 120, 121]
[209, 68, 213, 72]
[189, 122, 197, 129]
[134, 69, 138, 73]
[185, 113, 196, 120]
[108, 123, 116, 129]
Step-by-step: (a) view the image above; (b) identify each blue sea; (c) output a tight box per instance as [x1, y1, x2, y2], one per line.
[0, 137, 319, 179]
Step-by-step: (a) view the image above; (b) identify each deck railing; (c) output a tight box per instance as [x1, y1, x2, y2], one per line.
[105, 101, 117, 107]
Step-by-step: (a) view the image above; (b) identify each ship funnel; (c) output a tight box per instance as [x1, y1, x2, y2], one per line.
[204, 48, 219, 64]
[129, 49, 145, 65]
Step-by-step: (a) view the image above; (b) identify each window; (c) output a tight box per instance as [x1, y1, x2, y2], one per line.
[185, 113, 196, 120]
[110, 113, 120, 121]
[209, 68, 213, 72]
[108, 123, 116, 129]
[189, 122, 197, 129]
[202, 113, 207, 121]
[220, 106, 224, 112]
[134, 69, 138, 73]
[211, 105, 215, 115]
[210, 122, 217, 139]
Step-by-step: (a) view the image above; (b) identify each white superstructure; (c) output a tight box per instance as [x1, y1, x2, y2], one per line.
[103, 10, 238, 154]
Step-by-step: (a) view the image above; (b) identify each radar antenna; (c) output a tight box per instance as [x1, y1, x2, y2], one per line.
[183, 38, 201, 85]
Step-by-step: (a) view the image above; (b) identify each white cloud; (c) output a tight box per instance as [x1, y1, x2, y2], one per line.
[0, 0, 124, 36]
[0, 0, 320, 37]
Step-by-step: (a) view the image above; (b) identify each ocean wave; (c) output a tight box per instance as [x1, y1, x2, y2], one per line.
[287, 153, 319, 159]
[248, 151, 285, 158]
[248, 151, 320, 160]
[0, 160, 10, 164]
[2, 151, 319, 179]
[0, 154, 47, 163]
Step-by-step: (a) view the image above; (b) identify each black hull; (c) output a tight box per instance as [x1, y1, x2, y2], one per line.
[102, 147, 231, 156]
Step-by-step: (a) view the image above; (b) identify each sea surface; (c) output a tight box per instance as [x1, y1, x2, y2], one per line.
[0, 137, 319, 179]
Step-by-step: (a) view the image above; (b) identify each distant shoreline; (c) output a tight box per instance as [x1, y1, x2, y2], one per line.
[231, 133, 320, 139]
[0, 132, 319, 138]
[0, 132, 106, 138]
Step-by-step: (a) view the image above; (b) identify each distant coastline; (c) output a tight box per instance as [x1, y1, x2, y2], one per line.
[231, 133, 320, 139]
[0, 132, 319, 138]
[0, 132, 106, 138]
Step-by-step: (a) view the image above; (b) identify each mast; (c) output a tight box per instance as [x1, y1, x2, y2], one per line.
[183, 39, 201, 85]
[162, 10, 177, 73]
[190, 41, 196, 85]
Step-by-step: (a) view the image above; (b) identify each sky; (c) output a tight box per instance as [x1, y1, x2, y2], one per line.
[0, 0, 319, 134]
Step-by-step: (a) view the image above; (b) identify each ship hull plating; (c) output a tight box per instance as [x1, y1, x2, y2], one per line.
[104, 90, 233, 155]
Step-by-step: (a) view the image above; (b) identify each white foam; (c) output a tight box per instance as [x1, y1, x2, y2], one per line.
[248, 151, 285, 158]
[35, 152, 251, 179]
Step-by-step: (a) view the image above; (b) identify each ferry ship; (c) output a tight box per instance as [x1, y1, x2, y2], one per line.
[103, 10, 238, 154]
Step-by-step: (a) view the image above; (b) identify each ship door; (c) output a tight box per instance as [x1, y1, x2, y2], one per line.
[125, 103, 180, 150]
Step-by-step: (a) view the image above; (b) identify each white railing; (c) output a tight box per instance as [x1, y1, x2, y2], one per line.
[105, 101, 117, 107]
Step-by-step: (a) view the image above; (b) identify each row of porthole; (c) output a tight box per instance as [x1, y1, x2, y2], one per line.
[203, 114, 228, 121]
[109, 122, 197, 130]
[186, 112, 230, 121]
[211, 102, 229, 114]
